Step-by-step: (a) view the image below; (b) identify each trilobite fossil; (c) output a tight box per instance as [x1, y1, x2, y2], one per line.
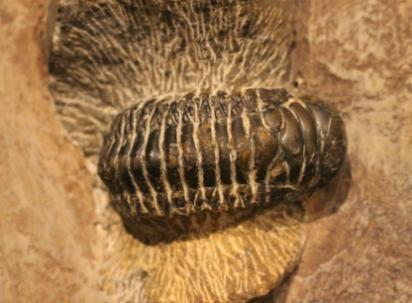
[49, 1, 349, 301]
[98, 88, 347, 222]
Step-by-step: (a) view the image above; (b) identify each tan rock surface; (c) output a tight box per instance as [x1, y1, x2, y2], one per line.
[276, 0, 412, 301]
[0, 1, 102, 302]
[1, 0, 411, 302]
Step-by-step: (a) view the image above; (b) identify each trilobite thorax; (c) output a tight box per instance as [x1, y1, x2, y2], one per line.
[98, 88, 347, 220]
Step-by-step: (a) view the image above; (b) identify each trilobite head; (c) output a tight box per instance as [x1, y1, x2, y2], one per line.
[306, 102, 346, 182]
[97, 88, 347, 243]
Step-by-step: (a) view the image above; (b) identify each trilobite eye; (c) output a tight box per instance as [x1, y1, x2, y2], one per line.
[263, 108, 282, 130]
[280, 108, 303, 155]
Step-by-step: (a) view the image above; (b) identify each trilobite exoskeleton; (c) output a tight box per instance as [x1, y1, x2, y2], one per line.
[98, 88, 347, 221]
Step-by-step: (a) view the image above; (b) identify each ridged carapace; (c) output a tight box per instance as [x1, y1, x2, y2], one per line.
[98, 88, 347, 220]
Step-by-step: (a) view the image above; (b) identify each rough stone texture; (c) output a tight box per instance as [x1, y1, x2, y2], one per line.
[276, 0, 412, 302]
[2, 0, 412, 302]
[100, 204, 304, 303]
[0, 1, 103, 302]
[49, 0, 296, 159]
[49, 1, 309, 302]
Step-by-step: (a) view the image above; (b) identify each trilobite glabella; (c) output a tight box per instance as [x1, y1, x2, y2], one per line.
[98, 88, 347, 220]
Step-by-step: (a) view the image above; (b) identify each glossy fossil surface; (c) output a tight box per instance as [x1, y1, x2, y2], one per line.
[98, 88, 346, 245]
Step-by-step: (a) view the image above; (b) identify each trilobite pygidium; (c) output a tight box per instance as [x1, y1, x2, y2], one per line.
[98, 88, 347, 242]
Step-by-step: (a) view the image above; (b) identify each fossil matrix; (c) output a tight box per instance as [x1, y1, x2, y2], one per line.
[49, 1, 347, 302]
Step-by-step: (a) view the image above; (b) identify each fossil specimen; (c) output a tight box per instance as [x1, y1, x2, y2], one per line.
[98, 88, 346, 229]
[48, 0, 347, 302]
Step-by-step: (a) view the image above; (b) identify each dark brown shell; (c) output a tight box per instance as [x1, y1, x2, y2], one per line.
[98, 88, 347, 219]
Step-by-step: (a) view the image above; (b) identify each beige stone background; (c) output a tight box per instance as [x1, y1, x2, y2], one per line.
[280, 1, 412, 302]
[0, 1, 101, 302]
[0, 0, 411, 302]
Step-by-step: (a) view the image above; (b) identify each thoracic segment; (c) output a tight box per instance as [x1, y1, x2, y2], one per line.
[98, 88, 346, 218]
